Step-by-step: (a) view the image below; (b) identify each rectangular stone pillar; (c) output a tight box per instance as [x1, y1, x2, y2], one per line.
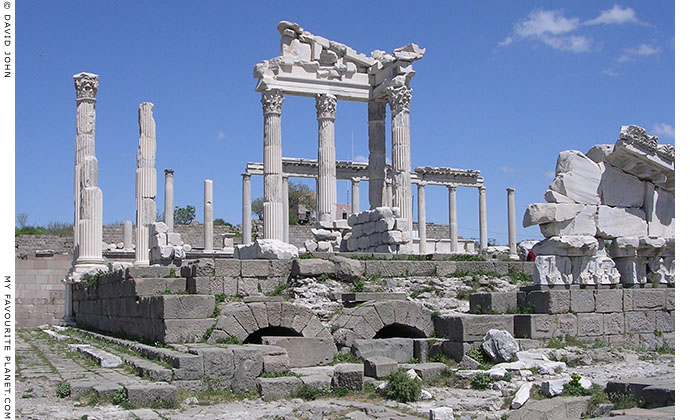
[242, 173, 252, 244]
[261, 89, 284, 240]
[204, 179, 213, 252]
[123, 220, 133, 251]
[135, 102, 157, 266]
[385, 180, 392, 207]
[417, 183, 427, 254]
[507, 188, 517, 257]
[283, 176, 289, 242]
[164, 169, 174, 231]
[351, 178, 360, 214]
[478, 186, 488, 251]
[316, 93, 337, 222]
[368, 101, 386, 209]
[448, 186, 458, 253]
[388, 85, 413, 244]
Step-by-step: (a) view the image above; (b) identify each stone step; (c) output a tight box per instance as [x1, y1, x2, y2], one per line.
[121, 354, 173, 383]
[42, 329, 71, 341]
[589, 406, 675, 419]
[605, 376, 675, 408]
[67, 344, 123, 368]
[124, 383, 177, 407]
[341, 292, 406, 302]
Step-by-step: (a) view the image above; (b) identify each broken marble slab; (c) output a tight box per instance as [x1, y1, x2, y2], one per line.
[533, 255, 573, 285]
[585, 144, 614, 163]
[540, 205, 596, 238]
[549, 150, 602, 205]
[609, 236, 639, 258]
[532, 236, 598, 257]
[637, 237, 666, 257]
[644, 183, 675, 238]
[544, 189, 575, 204]
[598, 162, 645, 207]
[648, 256, 674, 284]
[596, 206, 647, 239]
[571, 256, 620, 285]
[522, 203, 584, 227]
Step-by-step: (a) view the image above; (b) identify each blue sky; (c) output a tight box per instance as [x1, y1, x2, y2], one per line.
[15, 1, 674, 245]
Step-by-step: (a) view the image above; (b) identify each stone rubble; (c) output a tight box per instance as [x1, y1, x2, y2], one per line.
[524, 125, 675, 285]
[341, 207, 411, 253]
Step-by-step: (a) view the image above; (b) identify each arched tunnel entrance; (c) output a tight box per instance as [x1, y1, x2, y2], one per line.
[373, 323, 427, 339]
[243, 326, 303, 344]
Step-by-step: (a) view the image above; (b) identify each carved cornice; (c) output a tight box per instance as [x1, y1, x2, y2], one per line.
[261, 89, 284, 115]
[315, 93, 337, 120]
[619, 125, 658, 153]
[367, 101, 386, 121]
[657, 144, 675, 161]
[387, 85, 412, 116]
[73, 72, 99, 102]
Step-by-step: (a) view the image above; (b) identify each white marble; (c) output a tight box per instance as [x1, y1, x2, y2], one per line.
[598, 162, 645, 207]
[478, 186, 488, 251]
[135, 102, 157, 266]
[595, 206, 647, 239]
[531, 235, 598, 257]
[644, 183, 675, 237]
[242, 174, 252, 244]
[164, 169, 174, 231]
[507, 188, 517, 257]
[389, 84, 413, 244]
[548, 150, 602, 205]
[571, 256, 620, 285]
[234, 239, 298, 260]
[539, 205, 596, 237]
[262, 89, 284, 240]
[316, 93, 337, 222]
[522, 203, 584, 227]
[122, 220, 133, 251]
[204, 179, 213, 252]
[448, 186, 457, 253]
[368, 102, 386, 208]
[614, 256, 647, 285]
[533, 255, 572, 285]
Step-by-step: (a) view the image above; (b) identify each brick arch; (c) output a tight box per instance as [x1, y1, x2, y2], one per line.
[209, 301, 332, 344]
[332, 300, 433, 339]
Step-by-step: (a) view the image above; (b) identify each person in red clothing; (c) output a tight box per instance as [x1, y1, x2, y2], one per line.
[526, 249, 536, 261]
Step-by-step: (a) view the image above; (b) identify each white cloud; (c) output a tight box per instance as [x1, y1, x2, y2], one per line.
[514, 9, 579, 37]
[651, 123, 674, 139]
[542, 35, 592, 53]
[353, 154, 368, 163]
[544, 171, 555, 179]
[500, 166, 517, 174]
[217, 130, 226, 140]
[498, 36, 513, 47]
[601, 68, 620, 77]
[618, 43, 661, 62]
[586, 5, 643, 26]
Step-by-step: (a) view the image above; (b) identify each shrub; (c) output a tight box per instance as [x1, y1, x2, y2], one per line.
[609, 392, 639, 410]
[112, 387, 130, 407]
[173, 205, 196, 225]
[562, 374, 591, 396]
[471, 373, 492, 390]
[295, 384, 323, 401]
[215, 336, 241, 345]
[56, 381, 70, 398]
[384, 369, 422, 402]
[466, 346, 494, 370]
[351, 279, 365, 292]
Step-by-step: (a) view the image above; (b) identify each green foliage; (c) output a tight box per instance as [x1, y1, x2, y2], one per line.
[295, 384, 324, 401]
[351, 279, 365, 292]
[112, 388, 132, 408]
[251, 198, 264, 220]
[174, 205, 196, 225]
[656, 345, 674, 355]
[259, 370, 297, 378]
[471, 372, 492, 390]
[268, 282, 288, 296]
[81, 270, 106, 288]
[216, 335, 241, 345]
[213, 218, 231, 226]
[213, 294, 227, 317]
[289, 210, 299, 225]
[450, 254, 485, 262]
[609, 392, 639, 410]
[410, 286, 435, 299]
[56, 381, 70, 398]
[316, 274, 331, 282]
[299, 253, 315, 259]
[331, 386, 350, 397]
[589, 384, 607, 405]
[466, 346, 494, 370]
[331, 352, 359, 365]
[166, 268, 176, 278]
[507, 269, 532, 284]
[429, 353, 457, 368]
[384, 369, 422, 402]
[562, 374, 591, 396]
[203, 326, 214, 341]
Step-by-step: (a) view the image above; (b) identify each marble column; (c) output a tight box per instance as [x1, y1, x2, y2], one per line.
[261, 89, 284, 240]
[204, 179, 213, 252]
[507, 188, 517, 257]
[448, 186, 458, 253]
[242, 173, 252, 244]
[164, 169, 174, 231]
[282, 176, 289, 242]
[478, 186, 488, 251]
[351, 178, 360, 214]
[368, 101, 386, 209]
[388, 85, 413, 243]
[316, 93, 337, 222]
[385, 180, 392, 207]
[417, 183, 427, 254]
[123, 220, 133, 251]
[135, 102, 157, 266]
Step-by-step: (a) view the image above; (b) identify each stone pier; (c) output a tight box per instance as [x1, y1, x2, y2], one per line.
[507, 188, 517, 258]
[123, 220, 133, 251]
[368, 101, 386, 209]
[242, 173, 252, 244]
[316, 93, 337, 222]
[417, 183, 427, 254]
[261, 89, 284, 240]
[135, 102, 157, 266]
[204, 179, 213, 252]
[448, 186, 458, 253]
[479, 186, 488, 251]
[351, 178, 360, 215]
[164, 169, 174, 231]
[282, 176, 289, 242]
[388, 85, 413, 244]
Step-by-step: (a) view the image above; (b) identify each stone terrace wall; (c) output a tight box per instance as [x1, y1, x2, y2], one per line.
[15, 235, 73, 255]
[15, 253, 71, 327]
[104, 223, 234, 249]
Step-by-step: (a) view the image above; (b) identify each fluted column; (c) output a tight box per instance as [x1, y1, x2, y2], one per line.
[123, 220, 133, 251]
[417, 183, 427, 254]
[135, 102, 157, 266]
[164, 169, 174, 231]
[368, 101, 386, 209]
[283, 176, 290, 242]
[261, 89, 284, 240]
[478, 187, 488, 251]
[351, 178, 360, 214]
[204, 180, 213, 252]
[385, 180, 393, 207]
[316, 93, 337, 222]
[448, 186, 458, 253]
[507, 188, 517, 258]
[242, 173, 252, 244]
[388, 85, 413, 244]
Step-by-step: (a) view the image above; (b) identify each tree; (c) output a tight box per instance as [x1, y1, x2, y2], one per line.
[288, 181, 316, 224]
[174, 205, 196, 225]
[214, 218, 230, 226]
[16, 213, 28, 228]
[251, 198, 264, 220]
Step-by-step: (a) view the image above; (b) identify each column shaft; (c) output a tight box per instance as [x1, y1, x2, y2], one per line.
[478, 187, 488, 251]
[507, 188, 517, 257]
[448, 186, 458, 253]
[316, 93, 337, 221]
[204, 180, 213, 252]
[242, 174, 252, 244]
[417, 184, 427, 254]
[351, 179, 360, 214]
[368, 101, 386, 209]
[164, 169, 174, 230]
[123, 220, 133, 251]
[283, 177, 289, 242]
[388, 86, 413, 244]
[262, 90, 284, 240]
[135, 102, 157, 266]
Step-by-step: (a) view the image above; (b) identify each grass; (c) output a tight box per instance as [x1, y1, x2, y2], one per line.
[465, 346, 494, 370]
[213, 293, 227, 317]
[268, 282, 288, 296]
[562, 374, 591, 397]
[471, 372, 492, 390]
[331, 352, 359, 364]
[56, 381, 70, 398]
[384, 369, 422, 402]
[449, 254, 485, 262]
[351, 279, 365, 292]
[428, 353, 457, 368]
[299, 253, 315, 259]
[608, 392, 639, 410]
[215, 336, 241, 345]
[546, 335, 608, 350]
[410, 286, 436, 299]
[294, 384, 326, 401]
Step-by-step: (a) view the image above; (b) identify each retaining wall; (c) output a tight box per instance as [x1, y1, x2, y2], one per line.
[15, 253, 71, 327]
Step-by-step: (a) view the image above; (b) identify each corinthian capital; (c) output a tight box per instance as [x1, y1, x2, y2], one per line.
[261, 89, 284, 115]
[73, 72, 99, 102]
[387, 85, 412, 116]
[315, 93, 337, 120]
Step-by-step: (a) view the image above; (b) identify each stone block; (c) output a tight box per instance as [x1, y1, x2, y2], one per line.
[257, 377, 303, 400]
[633, 289, 667, 310]
[603, 313, 624, 335]
[459, 315, 514, 342]
[527, 290, 570, 314]
[533, 256, 573, 285]
[532, 236, 598, 257]
[230, 346, 264, 392]
[645, 184, 675, 237]
[598, 163, 645, 207]
[514, 314, 555, 339]
[625, 311, 655, 334]
[522, 203, 584, 227]
[301, 374, 331, 390]
[540, 205, 597, 237]
[163, 318, 216, 343]
[615, 257, 648, 284]
[430, 407, 454, 420]
[623, 289, 634, 311]
[570, 290, 594, 313]
[127, 266, 172, 279]
[133, 278, 170, 296]
[665, 289, 674, 310]
[215, 259, 241, 277]
[571, 256, 620, 285]
[241, 260, 270, 277]
[332, 363, 363, 391]
[596, 206, 648, 239]
[158, 295, 214, 319]
[363, 356, 398, 378]
[655, 310, 673, 332]
[291, 259, 336, 278]
[577, 313, 603, 336]
[68, 344, 122, 367]
[124, 383, 177, 407]
[549, 150, 602, 205]
[262, 336, 335, 367]
[186, 277, 223, 295]
[223, 277, 239, 296]
[554, 313, 577, 337]
[469, 292, 518, 314]
[352, 338, 414, 363]
[595, 289, 623, 313]
[607, 334, 639, 349]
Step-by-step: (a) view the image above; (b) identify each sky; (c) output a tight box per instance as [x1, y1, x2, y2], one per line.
[15, 1, 675, 245]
